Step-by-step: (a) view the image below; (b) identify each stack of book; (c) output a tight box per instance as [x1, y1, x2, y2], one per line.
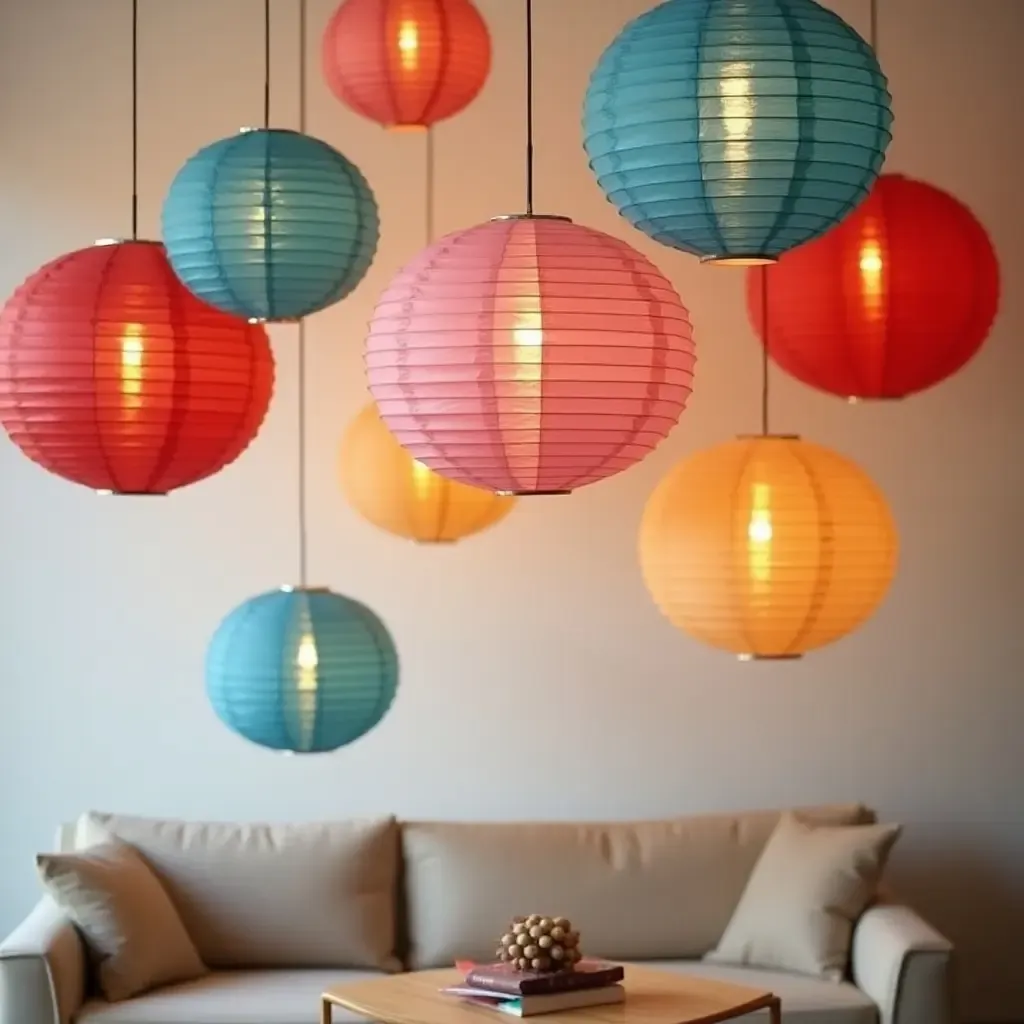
[442, 959, 626, 1018]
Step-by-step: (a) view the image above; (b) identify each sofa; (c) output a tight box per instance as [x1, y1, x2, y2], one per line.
[0, 804, 953, 1024]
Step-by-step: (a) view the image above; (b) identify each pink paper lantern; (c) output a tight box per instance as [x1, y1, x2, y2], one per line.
[365, 215, 697, 495]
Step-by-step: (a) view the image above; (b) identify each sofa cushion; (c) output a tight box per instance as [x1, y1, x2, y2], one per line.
[656, 961, 877, 1024]
[402, 804, 875, 969]
[706, 814, 902, 981]
[74, 969, 381, 1024]
[36, 840, 207, 1002]
[74, 813, 400, 972]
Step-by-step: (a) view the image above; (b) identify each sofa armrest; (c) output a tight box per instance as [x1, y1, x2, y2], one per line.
[851, 902, 954, 1024]
[0, 897, 86, 1024]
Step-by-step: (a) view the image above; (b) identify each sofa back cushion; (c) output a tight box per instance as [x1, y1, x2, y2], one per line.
[75, 812, 400, 971]
[401, 804, 875, 969]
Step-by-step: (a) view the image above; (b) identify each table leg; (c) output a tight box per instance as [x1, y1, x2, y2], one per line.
[321, 998, 332, 1024]
[768, 996, 781, 1024]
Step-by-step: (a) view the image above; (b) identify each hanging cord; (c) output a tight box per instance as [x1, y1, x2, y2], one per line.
[760, 266, 770, 436]
[425, 128, 435, 243]
[296, 0, 309, 587]
[525, 0, 535, 215]
[869, 0, 878, 52]
[130, 0, 138, 239]
[263, 0, 272, 128]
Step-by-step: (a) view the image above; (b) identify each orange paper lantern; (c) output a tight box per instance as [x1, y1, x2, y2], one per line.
[322, 0, 491, 130]
[639, 436, 898, 659]
[339, 403, 515, 543]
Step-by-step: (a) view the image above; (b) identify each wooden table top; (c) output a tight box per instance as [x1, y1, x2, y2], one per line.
[322, 965, 778, 1024]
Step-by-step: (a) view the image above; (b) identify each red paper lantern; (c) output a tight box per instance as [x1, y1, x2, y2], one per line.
[322, 0, 491, 130]
[0, 239, 275, 494]
[365, 215, 697, 495]
[746, 174, 1000, 400]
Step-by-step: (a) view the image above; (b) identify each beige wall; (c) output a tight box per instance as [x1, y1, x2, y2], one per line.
[1, 0, 1022, 1019]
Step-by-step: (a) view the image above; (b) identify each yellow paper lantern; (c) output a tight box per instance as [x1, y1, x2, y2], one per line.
[339, 404, 516, 543]
[639, 435, 898, 659]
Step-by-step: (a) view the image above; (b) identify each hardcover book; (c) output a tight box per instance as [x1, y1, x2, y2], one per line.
[462, 960, 625, 997]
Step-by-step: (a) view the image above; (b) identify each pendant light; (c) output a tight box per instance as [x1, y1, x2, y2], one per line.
[162, 0, 380, 323]
[322, 0, 491, 130]
[365, 0, 697, 496]
[206, 0, 398, 754]
[339, 403, 515, 543]
[746, 2, 1000, 400]
[0, 0, 274, 495]
[582, 0, 893, 266]
[638, 269, 898, 659]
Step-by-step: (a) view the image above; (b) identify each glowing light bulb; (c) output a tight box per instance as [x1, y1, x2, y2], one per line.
[397, 20, 419, 71]
[296, 634, 318, 682]
[858, 236, 884, 321]
[411, 458, 435, 501]
[747, 482, 773, 586]
[718, 68, 754, 167]
[120, 322, 144, 413]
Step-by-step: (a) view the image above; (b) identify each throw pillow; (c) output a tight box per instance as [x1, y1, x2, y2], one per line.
[703, 811, 901, 980]
[37, 839, 208, 1001]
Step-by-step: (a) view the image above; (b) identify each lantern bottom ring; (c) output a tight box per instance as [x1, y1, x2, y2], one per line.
[248, 316, 301, 325]
[738, 653, 805, 662]
[413, 538, 456, 545]
[386, 124, 429, 134]
[736, 433, 801, 441]
[496, 489, 572, 497]
[490, 213, 573, 224]
[95, 489, 167, 497]
[701, 254, 778, 267]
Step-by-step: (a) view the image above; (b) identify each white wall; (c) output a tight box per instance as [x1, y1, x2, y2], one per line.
[1, 0, 1022, 1020]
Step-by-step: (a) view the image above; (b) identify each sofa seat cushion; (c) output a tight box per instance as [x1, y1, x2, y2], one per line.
[655, 961, 878, 1024]
[75, 969, 381, 1024]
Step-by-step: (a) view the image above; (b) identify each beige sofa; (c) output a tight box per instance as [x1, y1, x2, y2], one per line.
[0, 804, 953, 1024]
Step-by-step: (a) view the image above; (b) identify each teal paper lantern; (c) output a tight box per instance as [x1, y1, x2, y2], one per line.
[206, 586, 398, 753]
[162, 129, 379, 322]
[582, 0, 893, 265]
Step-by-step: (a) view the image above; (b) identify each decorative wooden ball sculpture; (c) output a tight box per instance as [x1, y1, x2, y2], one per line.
[496, 915, 582, 973]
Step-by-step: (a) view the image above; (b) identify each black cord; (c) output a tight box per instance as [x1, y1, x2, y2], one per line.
[263, 0, 271, 129]
[869, 0, 878, 52]
[297, 0, 308, 586]
[760, 266, 770, 436]
[525, 0, 534, 215]
[131, 0, 138, 239]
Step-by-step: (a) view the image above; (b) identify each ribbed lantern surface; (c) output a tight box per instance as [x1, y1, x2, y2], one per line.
[162, 129, 379, 322]
[365, 215, 697, 495]
[583, 0, 893, 264]
[322, 0, 491, 129]
[0, 240, 274, 494]
[747, 174, 1001, 399]
[206, 587, 398, 754]
[339, 403, 515, 543]
[639, 436, 897, 658]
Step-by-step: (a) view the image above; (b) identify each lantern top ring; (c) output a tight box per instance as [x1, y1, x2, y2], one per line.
[279, 584, 332, 594]
[489, 213, 573, 224]
[735, 433, 801, 441]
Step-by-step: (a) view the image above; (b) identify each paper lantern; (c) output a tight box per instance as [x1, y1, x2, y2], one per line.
[639, 436, 897, 659]
[339, 403, 515, 543]
[162, 128, 379, 322]
[747, 174, 1000, 399]
[206, 586, 398, 753]
[322, 0, 491, 129]
[583, 0, 893, 265]
[366, 215, 697, 495]
[0, 239, 274, 494]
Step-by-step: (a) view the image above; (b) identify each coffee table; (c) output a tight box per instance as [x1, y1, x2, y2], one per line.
[322, 964, 781, 1024]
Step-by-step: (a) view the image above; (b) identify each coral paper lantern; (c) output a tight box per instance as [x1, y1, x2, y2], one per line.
[366, 215, 697, 495]
[747, 174, 1001, 399]
[582, 0, 893, 264]
[162, 128, 379, 322]
[339, 403, 515, 543]
[639, 436, 897, 659]
[206, 586, 399, 754]
[0, 240, 274, 494]
[322, 0, 491, 129]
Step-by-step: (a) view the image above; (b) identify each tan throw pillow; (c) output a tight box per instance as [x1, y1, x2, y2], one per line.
[704, 812, 901, 980]
[37, 839, 207, 1001]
